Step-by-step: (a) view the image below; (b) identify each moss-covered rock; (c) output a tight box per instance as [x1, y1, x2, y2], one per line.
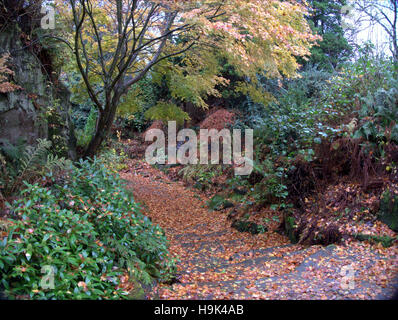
[231, 219, 267, 234]
[207, 194, 234, 211]
[277, 211, 299, 243]
[0, 24, 76, 159]
[353, 233, 397, 248]
[0, 25, 48, 146]
[379, 189, 398, 232]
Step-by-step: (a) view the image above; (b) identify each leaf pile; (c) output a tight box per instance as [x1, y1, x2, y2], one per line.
[122, 160, 398, 300]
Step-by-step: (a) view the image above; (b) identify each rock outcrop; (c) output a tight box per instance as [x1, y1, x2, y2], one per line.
[0, 23, 76, 159]
[0, 24, 49, 146]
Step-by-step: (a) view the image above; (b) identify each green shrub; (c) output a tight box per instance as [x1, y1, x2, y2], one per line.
[231, 49, 398, 210]
[179, 164, 224, 190]
[144, 101, 190, 126]
[324, 47, 398, 157]
[241, 158, 292, 211]
[98, 141, 128, 171]
[117, 112, 149, 133]
[0, 158, 175, 299]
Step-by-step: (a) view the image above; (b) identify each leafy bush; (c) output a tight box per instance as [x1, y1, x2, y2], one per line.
[251, 159, 289, 208]
[98, 141, 128, 171]
[0, 158, 175, 299]
[228, 67, 336, 207]
[145, 101, 190, 126]
[231, 50, 398, 211]
[231, 219, 267, 235]
[323, 45, 396, 114]
[117, 113, 149, 133]
[235, 66, 336, 159]
[324, 48, 398, 158]
[179, 164, 224, 190]
[114, 77, 157, 134]
[0, 53, 21, 93]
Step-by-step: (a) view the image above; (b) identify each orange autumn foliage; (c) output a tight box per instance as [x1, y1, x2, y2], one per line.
[200, 109, 236, 131]
[0, 53, 21, 93]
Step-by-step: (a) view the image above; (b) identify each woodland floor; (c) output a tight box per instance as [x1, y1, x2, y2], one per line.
[121, 159, 398, 300]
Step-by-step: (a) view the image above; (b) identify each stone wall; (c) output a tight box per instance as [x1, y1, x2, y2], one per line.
[0, 23, 77, 159]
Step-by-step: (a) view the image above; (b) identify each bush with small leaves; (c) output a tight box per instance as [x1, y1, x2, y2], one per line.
[0, 158, 175, 299]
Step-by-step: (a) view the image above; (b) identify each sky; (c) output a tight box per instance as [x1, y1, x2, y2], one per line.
[355, 17, 391, 55]
[344, 1, 394, 56]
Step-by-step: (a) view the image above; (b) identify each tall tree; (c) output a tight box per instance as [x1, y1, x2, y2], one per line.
[57, 0, 319, 157]
[304, 0, 352, 69]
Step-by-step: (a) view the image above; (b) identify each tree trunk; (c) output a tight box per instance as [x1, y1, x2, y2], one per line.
[83, 99, 120, 159]
[83, 128, 105, 159]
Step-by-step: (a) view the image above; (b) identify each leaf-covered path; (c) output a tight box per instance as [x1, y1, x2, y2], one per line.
[121, 161, 398, 300]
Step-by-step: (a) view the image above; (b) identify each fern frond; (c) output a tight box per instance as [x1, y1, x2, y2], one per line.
[18, 138, 52, 179]
[44, 154, 72, 173]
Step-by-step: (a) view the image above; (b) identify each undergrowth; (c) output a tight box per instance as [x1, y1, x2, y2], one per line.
[0, 158, 175, 299]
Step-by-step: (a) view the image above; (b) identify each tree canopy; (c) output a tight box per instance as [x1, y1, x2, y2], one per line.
[55, 0, 320, 156]
[304, 0, 352, 69]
